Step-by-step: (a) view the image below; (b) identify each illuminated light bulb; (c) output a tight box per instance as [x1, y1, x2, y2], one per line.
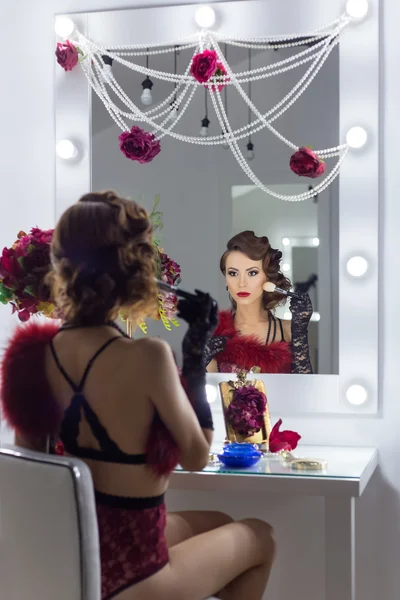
[346, 384, 368, 406]
[56, 140, 78, 160]
[195, 5, 216, 28]
[282, 237, 291, 246]
[140, 77, 153, 106]
[55, 16, 75, 38]
[282, 263, 291, 272]
[246, 140, 255, 161]
[311, 312, 321, 322]
[200, 116, 210, 137]
[206, 384, 217, 404]
[346, 126, 368, 149]
[346, 256, 368, 277]
[346, 0, 369, 20]
[312, 237, 320, 247]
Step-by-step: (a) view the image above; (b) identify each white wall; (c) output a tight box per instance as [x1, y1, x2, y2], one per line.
[0, 2, 398, 600]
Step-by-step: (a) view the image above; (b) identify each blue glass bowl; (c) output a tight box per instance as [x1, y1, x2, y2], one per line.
[218, 444, 262, 468]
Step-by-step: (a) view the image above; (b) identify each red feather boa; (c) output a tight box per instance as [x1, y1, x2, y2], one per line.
[213, 310, 292, 373]
[0, 321, 179, 476]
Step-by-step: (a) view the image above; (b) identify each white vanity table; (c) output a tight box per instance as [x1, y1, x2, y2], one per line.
[171, 445, 378, 600]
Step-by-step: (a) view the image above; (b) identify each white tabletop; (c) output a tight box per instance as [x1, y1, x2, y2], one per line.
[170, 445, 378, 498]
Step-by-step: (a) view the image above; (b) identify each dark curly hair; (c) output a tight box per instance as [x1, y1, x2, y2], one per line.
[220, 230, 291, 312]
[48, 191, 158, 326]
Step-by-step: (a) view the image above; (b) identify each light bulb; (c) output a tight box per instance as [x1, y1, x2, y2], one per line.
[246, 140, 254, 161]
[102, 55, 113, 82]
[141, 77, 154, 106]
[282, 263, 291, 272]
[55, 16, 75, 38]
[346, 384, 368, 406]
[346, 0, 369, 20]
[195, 5, 216, 28]
[346, 256, 368, 277]
[282, 237, 291, 246]
[56, 139, 78, 160]
[200, 116, 210, 137]
[311, 311, 321, 322]
[346, 126, 368, 149]
[206, 384, 217, 404]
[312, 237, 320, 247]
[168, 105, 179, 122]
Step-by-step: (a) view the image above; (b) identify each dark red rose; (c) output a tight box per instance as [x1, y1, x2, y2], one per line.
[268, 418, 301, 453]
[55, 40, 79, 72]
[210, 62, 229, 92]
[0, 248, 22, 278]
[118, 126, 161, 164]
[190, 49, 218, 84]
[227, 386, 267, 437]
[289, 147, 326, 179]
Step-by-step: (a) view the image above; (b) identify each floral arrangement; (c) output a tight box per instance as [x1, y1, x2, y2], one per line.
[268, 418, 301, 453]
[289, 146, 326, 179]
[118, 126, 161, 164]
[55, 40, 85, 71]
[136, 195, 181, 333]
[0, 228, 55, 322]
[226, 385, 267, 437]
[190, 49, 228, 90]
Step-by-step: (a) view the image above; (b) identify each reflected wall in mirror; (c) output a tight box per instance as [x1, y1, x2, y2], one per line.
[92, 31, 339, 374]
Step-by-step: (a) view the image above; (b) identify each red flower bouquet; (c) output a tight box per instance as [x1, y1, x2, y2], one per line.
[0, 228, 55, 321]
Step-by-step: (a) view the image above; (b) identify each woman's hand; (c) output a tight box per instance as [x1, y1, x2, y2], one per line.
[178, 291, 218, 371]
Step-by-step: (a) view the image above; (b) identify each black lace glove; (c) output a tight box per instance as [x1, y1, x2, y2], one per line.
[178, 291, 218, 430]
[204, 336, 228, 366]
[289, 292, 313, 374]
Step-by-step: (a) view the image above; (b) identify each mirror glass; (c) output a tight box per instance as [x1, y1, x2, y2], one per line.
[91, 33, 339, 374]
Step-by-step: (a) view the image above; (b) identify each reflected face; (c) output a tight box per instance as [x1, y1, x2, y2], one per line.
[225, 251, 266, 306]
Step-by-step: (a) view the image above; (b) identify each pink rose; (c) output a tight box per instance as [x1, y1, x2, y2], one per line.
[118, 126, 161, 164]
[289, 147, 326, 179]
[190, 50, 218, 84]
[55, 40, 79, 72]
[210, 62, 229, 92]
[268, 419, 301, 453]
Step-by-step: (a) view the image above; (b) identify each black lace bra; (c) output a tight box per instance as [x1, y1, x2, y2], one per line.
[50, 324, 148, 465]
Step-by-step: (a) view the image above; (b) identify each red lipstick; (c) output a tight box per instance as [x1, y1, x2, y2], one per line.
[237, 292, 251, 298]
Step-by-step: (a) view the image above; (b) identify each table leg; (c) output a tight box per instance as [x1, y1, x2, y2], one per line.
[325, 496, 355, 600]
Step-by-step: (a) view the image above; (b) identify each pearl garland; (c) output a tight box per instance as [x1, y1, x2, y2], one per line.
[76, 13, 354, 201]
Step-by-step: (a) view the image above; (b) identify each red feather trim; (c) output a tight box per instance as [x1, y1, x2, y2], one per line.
[1, 321, 62, 438]
[213, 310, 292, 373]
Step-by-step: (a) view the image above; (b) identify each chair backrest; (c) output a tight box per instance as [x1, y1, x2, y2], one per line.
[0, 444, 101, 600]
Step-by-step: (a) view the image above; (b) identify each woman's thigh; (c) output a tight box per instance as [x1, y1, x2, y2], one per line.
[165, 510, 233, 548]
[116, 518, 274, 600]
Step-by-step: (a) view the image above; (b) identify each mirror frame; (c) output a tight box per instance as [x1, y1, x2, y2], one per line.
[55, 0, 380, 415]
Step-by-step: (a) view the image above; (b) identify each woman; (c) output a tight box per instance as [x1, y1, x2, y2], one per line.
[206, 230, 313, 374]
[1, 192, 275, 600]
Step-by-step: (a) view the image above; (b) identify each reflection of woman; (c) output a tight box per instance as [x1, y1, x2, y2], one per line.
[207, 231, 313, 374]
[1, 194, 275, 600]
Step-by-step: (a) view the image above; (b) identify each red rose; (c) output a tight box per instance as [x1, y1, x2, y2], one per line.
[210, 62, 229, 92]
[55, 40, 79, 72]
[268, 419, 301, 453]
[289, 147, 326, 179]
[227, 386, 267, 437]
[190, 50, 218, 84]
[118, 126, 161, 164]
[0, 247, 22, 279]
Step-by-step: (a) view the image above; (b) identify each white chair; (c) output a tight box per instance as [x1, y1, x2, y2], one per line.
[0, 444, 101, 600]
[0, 444, 220, 600]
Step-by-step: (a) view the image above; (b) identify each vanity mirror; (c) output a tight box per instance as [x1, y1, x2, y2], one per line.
[55, 0, 379, 414]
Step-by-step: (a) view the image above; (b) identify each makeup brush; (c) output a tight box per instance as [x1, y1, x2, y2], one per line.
[263, 281, 301, 300]
[156, 279, 217, 307]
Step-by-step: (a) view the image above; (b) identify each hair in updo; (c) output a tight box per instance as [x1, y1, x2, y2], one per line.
[49, 191, 158, 326]
[220, 230, 291, 312]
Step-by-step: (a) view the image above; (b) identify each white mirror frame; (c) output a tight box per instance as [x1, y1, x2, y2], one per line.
[55, 0, 380, 415]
